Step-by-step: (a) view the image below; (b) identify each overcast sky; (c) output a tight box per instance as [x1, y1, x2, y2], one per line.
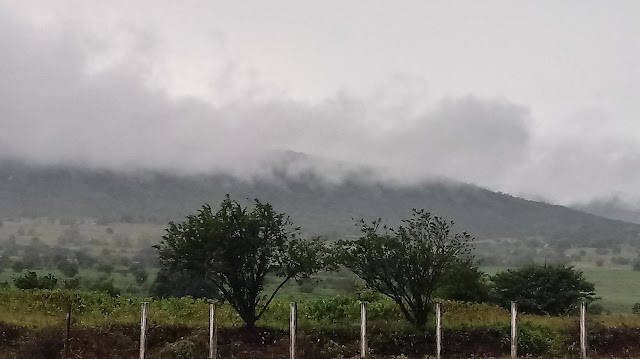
[1, 1, 639, 204]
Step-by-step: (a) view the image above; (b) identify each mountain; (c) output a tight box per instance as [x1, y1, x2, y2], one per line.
[1, 160, 639, 246]
[574, 196, 640, 225]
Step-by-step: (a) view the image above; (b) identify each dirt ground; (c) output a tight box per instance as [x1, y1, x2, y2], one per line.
[1, 322, 640, 358]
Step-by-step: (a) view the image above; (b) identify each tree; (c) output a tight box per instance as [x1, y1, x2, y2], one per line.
[491, 264, 596, 315]
[155, 195, 327, 328]
[335, 209, 474, 329]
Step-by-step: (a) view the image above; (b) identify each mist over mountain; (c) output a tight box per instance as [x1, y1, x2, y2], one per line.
[1, 159, 639, 247]
[574, 196, 640, 225]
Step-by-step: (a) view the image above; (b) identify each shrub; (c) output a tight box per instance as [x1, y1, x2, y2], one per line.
[61, 278, 81, 290]
[56, 260, 79, 277]
[491, 264, 596, 315]
[88, 277, 120, 297]
[14, 271, 58, 290]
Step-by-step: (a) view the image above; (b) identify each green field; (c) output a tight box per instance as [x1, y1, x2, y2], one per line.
[4, 217, 640, 313]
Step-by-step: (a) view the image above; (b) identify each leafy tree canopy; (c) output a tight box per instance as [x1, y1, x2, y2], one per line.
[335, 209, 475, 328]
[155, 195, 327, 328]
[491, 264, 597, 315]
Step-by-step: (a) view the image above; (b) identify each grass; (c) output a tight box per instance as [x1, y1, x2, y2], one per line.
[579, 268, 640, 312]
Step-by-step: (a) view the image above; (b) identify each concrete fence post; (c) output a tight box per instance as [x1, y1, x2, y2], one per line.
[209, 302, 218, 359]
[139, 302, 149, 359]
[580, 300, 587, 359]
[62, 303, 71, 359]
[436, 302, 442, 359]
[511, 301, 517, 358]
[290, 302, 297, 359]
[361, 301, 367, 358]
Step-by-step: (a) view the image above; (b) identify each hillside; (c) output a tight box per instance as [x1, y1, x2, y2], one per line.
[1, 161, 639, 245]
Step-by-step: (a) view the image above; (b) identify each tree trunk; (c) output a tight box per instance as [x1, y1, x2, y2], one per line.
[239, 308, 258, 329]
[414, 306, 429, 330]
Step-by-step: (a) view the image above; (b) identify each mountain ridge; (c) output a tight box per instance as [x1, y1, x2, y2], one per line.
[1, 160, 639, 246]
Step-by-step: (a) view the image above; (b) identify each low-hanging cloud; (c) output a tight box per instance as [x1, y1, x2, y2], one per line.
[1, 9, 640, 205]
[0, 13, 531, 184]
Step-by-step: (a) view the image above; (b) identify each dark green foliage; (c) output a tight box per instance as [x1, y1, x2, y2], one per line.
[335, 209, 475, 328]
[633, 258, 640, 271]
[128, 265, 148, 285]
[61, 277, 81, 290]
[97, 264, 115, 274]
[151, 268, 220, 299]
[56, 259, 79, 277]
[156, 195, 327, 328]
[587, 302, 605, 315]
[87, 277, 120, 297]
[491, 264, 596, 315]
[632, 303, 640, 315]
[14, 271, 58, 289]
[436, 264, 490, 303]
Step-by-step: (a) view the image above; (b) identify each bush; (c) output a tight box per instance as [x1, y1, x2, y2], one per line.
[491, 264, 596, 315]
[61, 278, 81, 290]
[88, 277, 120, 297]
[131, 267, 149, 285]
[56, 260, 79, 277]
[587, 302, 605, 315]
[14, 271, 58, 290]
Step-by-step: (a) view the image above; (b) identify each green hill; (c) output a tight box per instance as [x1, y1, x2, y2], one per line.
[1, 161, 639, 245]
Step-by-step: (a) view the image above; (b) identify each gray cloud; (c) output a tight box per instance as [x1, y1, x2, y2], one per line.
[1, 7, 639, 205]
